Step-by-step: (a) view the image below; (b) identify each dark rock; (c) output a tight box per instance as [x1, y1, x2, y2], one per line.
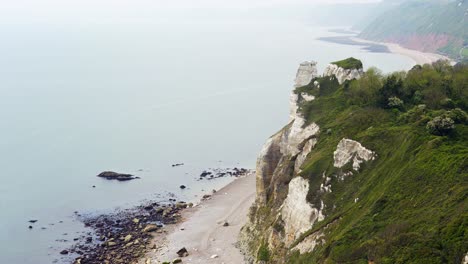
[28, 226, 33, 229]
[60, 250, 69, 255]
[177, 247, 189, 257]
[97, 171, 138, 181]
[179, 185, 186, 189]
[28, 220, 38, 223]
[172, 163, 184, 167]
[223, 221, 229, 227]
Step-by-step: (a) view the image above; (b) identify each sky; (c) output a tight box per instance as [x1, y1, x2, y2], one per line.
[0, 0, 381, 26]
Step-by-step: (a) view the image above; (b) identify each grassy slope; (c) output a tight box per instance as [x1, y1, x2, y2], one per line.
[331, 58, 363, 70]
[287, 74, 468, 263]
[359, 0, 468, 59]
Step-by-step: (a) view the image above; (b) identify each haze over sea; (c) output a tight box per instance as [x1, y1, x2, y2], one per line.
[0, 6, 415, 264]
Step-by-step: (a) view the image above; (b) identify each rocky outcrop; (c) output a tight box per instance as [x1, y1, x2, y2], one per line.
[323, 63, 363, 84]
[290, 61, 318, 120]
[280, 177, 324, 246]
[333, 138, 375, 171]
[295, 61, 318, 88]
[97, 171, 138, 181]
[294, 138, 317, 174]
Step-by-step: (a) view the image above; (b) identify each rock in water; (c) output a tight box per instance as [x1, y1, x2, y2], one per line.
[97, 171, 138, 181]
[176, 247, 189, 257]
[142, 224, 158, 233]
[179, 185, 186, 189]
[60, 250, 69, 255]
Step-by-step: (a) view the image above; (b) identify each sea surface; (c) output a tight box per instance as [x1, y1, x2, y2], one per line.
[0, 7, 415, 264]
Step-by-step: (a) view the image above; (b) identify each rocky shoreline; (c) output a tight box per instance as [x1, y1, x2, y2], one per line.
[68, 200, 185, 264]
[62, 167, 251, 264]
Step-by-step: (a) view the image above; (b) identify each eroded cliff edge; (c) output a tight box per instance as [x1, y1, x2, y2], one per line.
[239, 58, 468, 263]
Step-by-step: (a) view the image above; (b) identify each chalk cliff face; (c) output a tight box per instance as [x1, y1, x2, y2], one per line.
[240, 59, 368, 263]
[323, 63, 364, 84]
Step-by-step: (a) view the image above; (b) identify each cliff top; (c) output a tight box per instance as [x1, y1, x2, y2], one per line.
[331, 57, 363, 70]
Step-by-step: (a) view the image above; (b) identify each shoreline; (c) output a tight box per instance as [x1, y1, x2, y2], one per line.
[143, 172, 256, 263]
[65, 169, 252, 264]
[350, 37, 454, 65]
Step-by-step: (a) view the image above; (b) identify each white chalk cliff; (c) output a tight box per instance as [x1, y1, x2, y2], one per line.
[280, 177, 324, 246]
[323, 63, 364, 84]
[241, 59, 367, 263]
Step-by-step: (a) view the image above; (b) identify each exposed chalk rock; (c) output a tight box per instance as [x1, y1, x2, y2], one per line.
[290, 61, 318, 120]
[281, 118, 320, 157]
[300, 92, 315, 102]
[292, 231, 325, 254]
[280, 177, 324, 246]
[323, 63, 363, 84]
[333, 139, 375, 171]
[294, 138, 318, 173]
[290, 92, 300, 121]
[295, 61, 318, 88]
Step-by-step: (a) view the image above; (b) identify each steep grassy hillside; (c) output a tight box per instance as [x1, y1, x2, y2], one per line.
[243, 61, 468, 263]
[359, 0, 468, 60]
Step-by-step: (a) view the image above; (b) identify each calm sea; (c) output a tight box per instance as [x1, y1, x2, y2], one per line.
[0, 7, 415, 264]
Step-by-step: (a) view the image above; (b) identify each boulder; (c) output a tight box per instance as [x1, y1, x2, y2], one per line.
[97, 171, 138, 181]
[176, 247, 189, 257]
[143, 224, 158, 233]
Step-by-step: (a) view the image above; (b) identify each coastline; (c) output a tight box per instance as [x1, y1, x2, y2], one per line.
[143, 172, 256, 264]
[350, 37, 454, 65]
[65, 169, 252, 264]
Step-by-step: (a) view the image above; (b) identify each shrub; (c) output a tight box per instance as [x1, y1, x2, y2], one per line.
[398, 104, 427, 124]
[388, 96, 404, 109]
[447, 108, 468, 124]
[258, 243, 270, 262]
[426, 116, 455, 135]
[441, 98, 456, 109]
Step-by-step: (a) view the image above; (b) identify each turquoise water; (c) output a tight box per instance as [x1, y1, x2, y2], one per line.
[0, 7, 415, 264]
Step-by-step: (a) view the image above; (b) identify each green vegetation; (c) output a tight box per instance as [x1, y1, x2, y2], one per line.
[359, 0, 468, 59]
[461, 47, 468, 58]
[285, 61, 468, 263]
[258, 243, 271, 262]
[331, 57, 363, 70]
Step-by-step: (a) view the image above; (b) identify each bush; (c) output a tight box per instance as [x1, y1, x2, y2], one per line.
[446, 108, 468, 124]
[441, 98, 456, 109]
[398, 104, 427, 124]
[426, 116, 455, 135]
[257, 243, 270, 262]
[388, 96, 404, 109]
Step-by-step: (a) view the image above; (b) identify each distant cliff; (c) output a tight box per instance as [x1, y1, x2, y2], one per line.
[358, 0, 468, 60]
[240, 58, 468, 263]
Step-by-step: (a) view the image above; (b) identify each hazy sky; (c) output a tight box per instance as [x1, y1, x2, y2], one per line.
[0, 0, 381, 26]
